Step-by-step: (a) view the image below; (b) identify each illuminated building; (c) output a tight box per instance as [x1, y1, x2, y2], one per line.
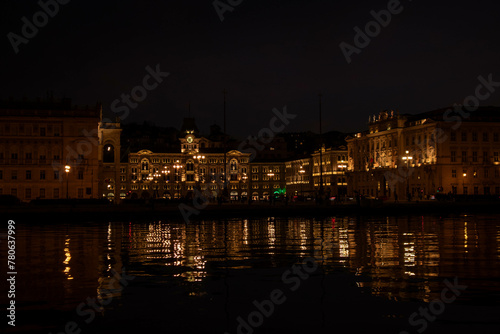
[248, 161, 286, 201]
[346, 107, 500, 198]
[285, 157, 312, 197]
[311, 146, 348, 197]
[99, 120, 123, 202]
[125, 123, 251, 200]
[0, 98, 101, 201]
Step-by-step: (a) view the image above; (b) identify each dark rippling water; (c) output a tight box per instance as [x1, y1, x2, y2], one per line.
[3, 214, 500, 334]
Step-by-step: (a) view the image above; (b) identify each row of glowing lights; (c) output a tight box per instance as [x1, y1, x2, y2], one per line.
[132, 173, 249, 182]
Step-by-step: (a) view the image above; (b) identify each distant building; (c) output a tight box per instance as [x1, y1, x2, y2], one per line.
[285, 157, 313, 197]
[346, 107, 500, 198]
[311, 146, 348, 197]
[248, 161, 286, 201]
[99, 120, 123, 202]
[0, 98, 101, 201]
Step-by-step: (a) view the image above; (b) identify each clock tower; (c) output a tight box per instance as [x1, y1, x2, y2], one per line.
[180, 131, 200, 154]
[179, 117, 201, 154]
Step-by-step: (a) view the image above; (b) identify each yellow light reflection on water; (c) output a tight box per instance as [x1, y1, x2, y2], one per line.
[464, 221, 468, 253]
[243, 220, 249, 245]
[338, 227, 349, 263]
[63, 237, 73, 280]
[497, 226, 500, 260]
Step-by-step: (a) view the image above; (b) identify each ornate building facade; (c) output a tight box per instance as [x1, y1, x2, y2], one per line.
[6, 100, 499, 204]
[125, 129, 251, 201]
[346, 108, 500, 198]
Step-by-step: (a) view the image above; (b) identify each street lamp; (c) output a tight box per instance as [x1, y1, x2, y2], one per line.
[64, 165, 71, 199]
[299, 165, 305, 199]
[402, 150, 413, 200]
[242, 173, 248, 202]
[152, 170, 161, 198]
[173, 164, 183, 198]
[192, 155, 206, 194]
[337, 163, 347, 200]
[463, 171, 467, 195]
[267, 171, 275, 202]
[161, 167, 170, 198]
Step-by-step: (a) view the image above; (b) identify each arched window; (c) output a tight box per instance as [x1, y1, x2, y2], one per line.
[103, 144, 114, 163]
[230, 159, 238, 171]
[186, 160, 194, 171]
[141, 159, 149, 171]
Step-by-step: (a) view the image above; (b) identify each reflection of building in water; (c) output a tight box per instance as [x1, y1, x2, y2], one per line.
[13, 224, 109, 309]
[401, 232, 416, 276]
[125, 218, 330, 280]
[107, 216, 500, 303]
[338, 217, 442, 302]
[338, 226, 350, 263]
[96, 222, 125, 304]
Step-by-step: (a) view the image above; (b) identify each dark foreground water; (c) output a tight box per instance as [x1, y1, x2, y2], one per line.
[2, 214, 500, 334]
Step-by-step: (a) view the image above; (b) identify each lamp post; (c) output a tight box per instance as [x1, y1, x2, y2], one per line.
[152, 170, 161, 198]
[192, 154, 206, 187]
[402, 150, 413, 200]
[161, 166, 170, 198]
[267, 171, 274, 202]
[299, 165, 305, 199]
[463, 171, 467, 196]
[338, 163, 347, 201]
[173, 163, 183, 199]
[64, 165, 71, 199]
[242, 173, 248, 202]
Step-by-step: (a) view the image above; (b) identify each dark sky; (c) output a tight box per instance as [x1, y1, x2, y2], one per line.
[1, 0, 500, 138]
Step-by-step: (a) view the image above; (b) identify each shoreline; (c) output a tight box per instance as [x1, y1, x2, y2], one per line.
[2, 200, 499, 222]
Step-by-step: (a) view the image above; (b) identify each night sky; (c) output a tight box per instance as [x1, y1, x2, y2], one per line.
[1, 0, 500, 138]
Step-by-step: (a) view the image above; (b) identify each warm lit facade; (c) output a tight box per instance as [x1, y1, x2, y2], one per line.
[311, 146, 348, 197]
[0, 100, 101, 202]
[346, 108, 500, 198]
[248, 161, 286, 200]
[285, 157, 313, 197]
[125, 131, 251, 200]
[99, 120, 123, 202]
